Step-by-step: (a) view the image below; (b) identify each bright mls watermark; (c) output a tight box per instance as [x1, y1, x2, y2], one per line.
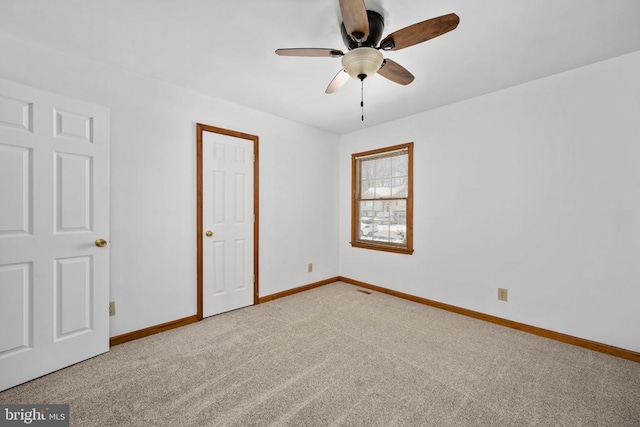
[0, 405, 69, 426]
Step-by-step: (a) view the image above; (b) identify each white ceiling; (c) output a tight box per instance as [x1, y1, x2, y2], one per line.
[1, 0, 639, 135]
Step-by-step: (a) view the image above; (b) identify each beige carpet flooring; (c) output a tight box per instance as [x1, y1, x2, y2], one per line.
[1, 282, 639, 426]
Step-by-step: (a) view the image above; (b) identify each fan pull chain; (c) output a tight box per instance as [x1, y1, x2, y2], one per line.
[361, 79, 364, 122]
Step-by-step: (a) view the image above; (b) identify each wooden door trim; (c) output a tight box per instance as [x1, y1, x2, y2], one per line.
[196, 123, 259, 320]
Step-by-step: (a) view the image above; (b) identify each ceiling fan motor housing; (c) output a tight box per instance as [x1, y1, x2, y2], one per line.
[341, 10, 385, 50]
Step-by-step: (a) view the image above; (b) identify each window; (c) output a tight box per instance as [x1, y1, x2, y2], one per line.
[351, 142, 413, 254]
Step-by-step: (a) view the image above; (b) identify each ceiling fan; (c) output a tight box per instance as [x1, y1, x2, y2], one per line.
[275, 0, 460, 94]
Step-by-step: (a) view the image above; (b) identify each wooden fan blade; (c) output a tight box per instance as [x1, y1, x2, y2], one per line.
[275, 48, 344, 57]
[378, 59, 415, 85]
[325, 69, 350, 94]
[339, 0, 369, 41]
[380, 13, 459, 51]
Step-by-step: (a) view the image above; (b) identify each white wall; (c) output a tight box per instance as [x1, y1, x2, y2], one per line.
[2, 31, 638, 353]
[0, 35, 340, 337]
[339, 51, 640, 352]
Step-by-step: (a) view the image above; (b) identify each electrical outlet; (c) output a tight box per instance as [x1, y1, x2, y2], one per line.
[497, 288, 508, 302]
[109, 301, 116, 316]
[307, 263, 313, 273]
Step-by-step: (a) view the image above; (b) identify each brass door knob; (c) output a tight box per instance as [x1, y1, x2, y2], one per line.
[205, 230, 213, 237]
[95, 238, 108, 247]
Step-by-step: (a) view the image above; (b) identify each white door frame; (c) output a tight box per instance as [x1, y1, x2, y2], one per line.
[196, 123, 258, 319]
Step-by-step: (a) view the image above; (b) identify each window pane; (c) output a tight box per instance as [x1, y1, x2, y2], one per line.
[361, 179, 372, 199]
[392, 154, 407, 177]
[359, 152, 408, 200]
[392, 178, 407, 197]
[375, 179, 389, 199]
[375, 157, 392, 179]
[358, 216, 376, 240]
[359, 200, 407, 244]
[361, 158, 376, 181]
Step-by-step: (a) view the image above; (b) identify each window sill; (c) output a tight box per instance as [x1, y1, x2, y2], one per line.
[350, 241, 414, 255]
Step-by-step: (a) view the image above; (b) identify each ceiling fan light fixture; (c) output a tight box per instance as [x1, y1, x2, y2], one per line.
[341, 47, 383, 80]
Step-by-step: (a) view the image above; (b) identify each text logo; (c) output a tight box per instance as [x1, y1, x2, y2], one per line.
[0, 405, 69, 427]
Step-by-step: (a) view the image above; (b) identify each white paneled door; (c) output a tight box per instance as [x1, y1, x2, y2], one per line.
[202, 129, 255, 317]
[0, 79, 109, 391]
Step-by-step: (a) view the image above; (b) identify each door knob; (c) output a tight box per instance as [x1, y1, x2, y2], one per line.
[205, 230, 213, 237]
[95, 238, 108, 247]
